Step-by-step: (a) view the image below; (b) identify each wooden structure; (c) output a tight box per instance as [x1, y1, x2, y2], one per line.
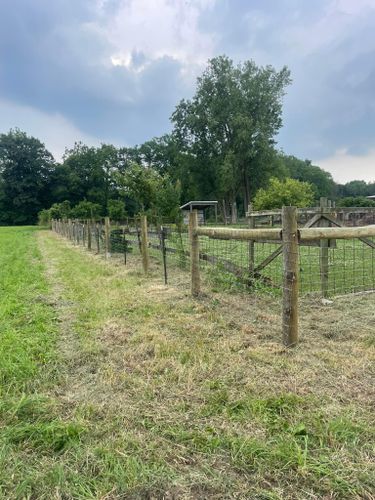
[189, 207, 375, 347]
[180, 201, 218, 225]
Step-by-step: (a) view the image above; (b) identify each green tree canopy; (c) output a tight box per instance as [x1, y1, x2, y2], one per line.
[279, 154, 336, 199]
[341, 180, 375, 197]
[50, 143, 131, 213]
[0, 129, 55, 224]
[171, 55, 291, 215]
[116, 163, 181, 221]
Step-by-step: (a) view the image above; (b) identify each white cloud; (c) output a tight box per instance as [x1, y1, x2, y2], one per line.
[0, 99, 101, 160]
[317, 148, 375, 183]
[98, 0, 216, 71]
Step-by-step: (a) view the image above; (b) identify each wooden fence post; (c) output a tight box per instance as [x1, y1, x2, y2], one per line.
[104, 217, 111, 259]
[76, 221, 79, 242]
[319, 197, 329, 297]
[140, 215, 150, 273]
[248, 203, 255, 277]
[68, 219, 72, 240]
[161, 226, 168, 285]
[87, 219, 92, 250]
[189, 210, 201, 296]
[96, 222, 100, 253]
[282, 206, 299, 347]
[122, 227, 127, 265]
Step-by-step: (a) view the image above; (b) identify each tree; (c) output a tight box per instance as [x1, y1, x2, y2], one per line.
[116, 163, 161, 213]
[0, 129, 55, 224]
[107, 199, 126, 220]
[50, 143, 129, 213]
[253, 177, 315, 210]
[342, 180, 371, 197]
[279, 154, 336, 199]
[49, 143, 100, 206]
[171, 56, 291, 216]
[154, 177, 181, 221]
[116, 163, 181, 220]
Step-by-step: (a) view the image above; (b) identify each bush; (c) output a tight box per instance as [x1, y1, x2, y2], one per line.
[38, 209, 51, 226]
[70, 201, 102, 219]
[49, 201, 71, 220]
[253, 178, 315, 210]
[337, 196, 375, 208]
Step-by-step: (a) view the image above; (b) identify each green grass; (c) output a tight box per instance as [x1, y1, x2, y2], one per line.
[1, 226, 374, 498]
[0, 227, 87, 498]
[0, 226, 57, 392]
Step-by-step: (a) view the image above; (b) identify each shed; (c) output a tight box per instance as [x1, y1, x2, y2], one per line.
[180, 201, 218, 224]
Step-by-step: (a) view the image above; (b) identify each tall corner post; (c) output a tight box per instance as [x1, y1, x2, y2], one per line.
[189, 210, 201, 296]
[319, 197, 329, 298]
[282, 206, 299, 347]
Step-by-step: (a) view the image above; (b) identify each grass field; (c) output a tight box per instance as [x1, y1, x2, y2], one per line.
[1, 226, 374, 498]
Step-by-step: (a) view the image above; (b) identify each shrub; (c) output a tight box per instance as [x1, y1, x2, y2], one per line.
[253, 178, 315, 210]
[70, 201, 102, 219]
[337, 196, 375, 208]
[107, 199, 126, 220]
[38, 209, 51, 226]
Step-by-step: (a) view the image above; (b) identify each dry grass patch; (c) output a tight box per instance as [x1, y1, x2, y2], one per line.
[31, 231, 375, 498]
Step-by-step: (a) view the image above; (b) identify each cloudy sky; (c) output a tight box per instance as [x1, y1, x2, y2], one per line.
[0, 0, 374, 183]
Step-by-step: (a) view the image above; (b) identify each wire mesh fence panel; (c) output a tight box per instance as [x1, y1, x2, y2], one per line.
[144, 222, 191, 285]
[299, 238, 375, 296]
[51, 214, 375, 300]
[186, 234, 283, 294]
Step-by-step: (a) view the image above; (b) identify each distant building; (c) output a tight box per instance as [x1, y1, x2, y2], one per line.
[180, 201, 218, 224]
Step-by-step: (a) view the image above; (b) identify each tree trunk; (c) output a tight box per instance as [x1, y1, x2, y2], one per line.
[231, 199, 237, 224]
[243, 171, 250, 215]
[222, 199, 228, 225]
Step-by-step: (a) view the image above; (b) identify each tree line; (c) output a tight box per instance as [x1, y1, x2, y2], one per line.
[0, 56, 374, 226]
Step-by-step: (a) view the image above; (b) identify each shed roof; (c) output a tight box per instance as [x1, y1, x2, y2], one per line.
[180, 200, 218, 210]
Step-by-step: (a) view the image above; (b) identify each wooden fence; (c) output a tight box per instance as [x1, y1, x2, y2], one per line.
[246, 198, 375, 228]
[188, 207, 375, 347]
[51, 208, 375, 348]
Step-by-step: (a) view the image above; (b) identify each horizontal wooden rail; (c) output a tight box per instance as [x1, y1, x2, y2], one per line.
[247, 209, 318, 217]
[196, 226, 281, 240]
[196, 225, 375, 242]
[247, 206, 375, 217]
[302, 225, 375, 240]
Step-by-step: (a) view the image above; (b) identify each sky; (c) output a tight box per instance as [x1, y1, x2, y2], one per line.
[0, 0, 374, 184]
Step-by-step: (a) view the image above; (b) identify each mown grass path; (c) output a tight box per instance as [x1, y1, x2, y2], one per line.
[0, 227, 374, 499]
